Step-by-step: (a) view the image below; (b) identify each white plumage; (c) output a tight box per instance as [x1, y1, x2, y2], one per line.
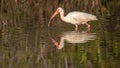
[65, 12, 97, 24]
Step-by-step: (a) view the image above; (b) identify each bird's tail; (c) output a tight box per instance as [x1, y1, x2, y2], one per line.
[94, 17, 98, 20]
[93, 16, 98, 20]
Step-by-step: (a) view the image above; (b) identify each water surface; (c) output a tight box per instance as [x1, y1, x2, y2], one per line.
[0, 20, 120, 68]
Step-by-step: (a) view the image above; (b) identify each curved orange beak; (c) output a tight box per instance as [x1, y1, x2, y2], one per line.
[48, 9, 60, 27]
[51, 9, 60, 19]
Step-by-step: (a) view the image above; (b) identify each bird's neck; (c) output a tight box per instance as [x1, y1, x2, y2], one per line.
[60, 11, 65, 21]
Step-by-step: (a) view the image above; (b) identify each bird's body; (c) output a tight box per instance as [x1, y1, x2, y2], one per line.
[48, 7, 98, 30]
[62, 11, 97, 25]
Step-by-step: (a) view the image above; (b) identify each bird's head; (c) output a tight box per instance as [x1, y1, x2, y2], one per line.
[51, 7, 63, 19]
[48, 7, 64, 27]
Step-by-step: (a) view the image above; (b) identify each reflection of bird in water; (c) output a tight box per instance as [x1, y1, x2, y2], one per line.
[49, 29, 96, 49]
[48, 7, 98, 30]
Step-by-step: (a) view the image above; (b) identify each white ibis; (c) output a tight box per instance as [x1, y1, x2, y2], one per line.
[51, 30, 96, 49]
[48, 7, 98, 30]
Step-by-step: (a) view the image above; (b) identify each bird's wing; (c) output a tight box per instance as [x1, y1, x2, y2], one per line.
[66, 12, 88, 22]
[72, 15, 86, 22]
[66, 11, 97, 22]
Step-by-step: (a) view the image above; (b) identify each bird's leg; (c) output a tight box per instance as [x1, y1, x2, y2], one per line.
[75, 24, 78, 31]
[85, 23, 90, 28]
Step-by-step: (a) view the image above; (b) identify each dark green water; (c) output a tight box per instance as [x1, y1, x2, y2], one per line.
[0, 19, 120, 68]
